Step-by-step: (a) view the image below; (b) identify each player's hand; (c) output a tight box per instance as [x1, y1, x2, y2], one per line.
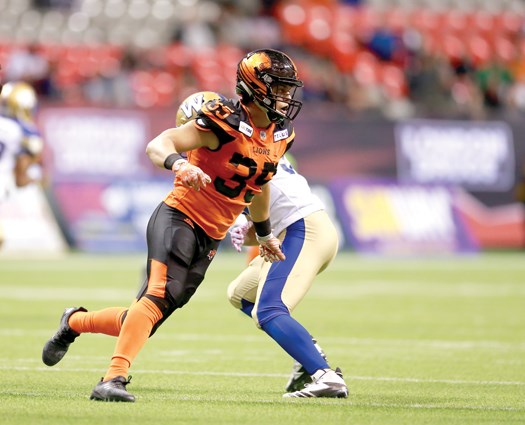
[175, 160, 211, 191]
[230, 221, 253, 252]
[256, 233, 286, 262]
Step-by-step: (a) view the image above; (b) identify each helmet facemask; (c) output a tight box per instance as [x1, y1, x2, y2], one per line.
[236, 49, 304, 123]
[255, 71, 303, 123]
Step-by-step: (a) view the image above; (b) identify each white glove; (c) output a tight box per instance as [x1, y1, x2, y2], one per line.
[256, 233, 286, 263]
[229, 220, 253, 252]
[175, 160, 211, 191]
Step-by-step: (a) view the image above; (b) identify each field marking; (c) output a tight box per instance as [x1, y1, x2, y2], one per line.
[359, 402, 523, 412]
[2, 252, 525, 272]
[2, 365, 524, 388]
[2, 280, 525, 301]
[2, 328, 525, 352]
[0, 387, 522, 412]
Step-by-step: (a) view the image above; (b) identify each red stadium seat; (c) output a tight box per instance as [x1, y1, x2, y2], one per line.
[409, 8, 439, 35]
[384, 8, 409, 33]
[440, 9, 468, 35]
[352, 50, 380, 86]
[131, 70, 158, 108]
[492, 36, 517, 63]
[465, 34, 492, 66]
[165, 43, 193, 72]
[494, 11, 524, 35]
[275, 1, 309, 45]
[467, 11, 495, 35]
[303, 3, 335, 55]
[380, 63, 407, 98]
[330, 30, 358, 72]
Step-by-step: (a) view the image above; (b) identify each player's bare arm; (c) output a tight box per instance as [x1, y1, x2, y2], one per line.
[249, 185, 285, 262]
[145, 121, 218, 168]
[146, 122, 219, 191]
[248, 184, 271, 223]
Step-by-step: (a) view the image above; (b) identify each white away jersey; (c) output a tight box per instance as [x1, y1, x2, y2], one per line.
[0, 116, 24, 200]
[269, 155, 325, 236]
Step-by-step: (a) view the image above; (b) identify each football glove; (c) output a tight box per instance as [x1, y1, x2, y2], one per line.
[174, 160, 211, 191]
[230, 220, 253, 252]
[256, 233, 286, 263]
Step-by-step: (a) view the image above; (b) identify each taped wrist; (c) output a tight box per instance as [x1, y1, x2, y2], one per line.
[253, 218, 272, 238]
[163, 153, 184, 170]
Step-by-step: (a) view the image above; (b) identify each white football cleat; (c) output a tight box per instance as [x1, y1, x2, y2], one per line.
[283, 367, 348, 398]
[285, 338, 327, 392]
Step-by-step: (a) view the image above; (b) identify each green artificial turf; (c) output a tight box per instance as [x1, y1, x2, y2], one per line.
[0, 251, 523, 424]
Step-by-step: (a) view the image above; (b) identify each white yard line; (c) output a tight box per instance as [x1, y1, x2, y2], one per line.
[1, 280, 525, 301]
[1, 252, 525, 272]
[2, 365, 524, 387]
[2, 328, 524, 351]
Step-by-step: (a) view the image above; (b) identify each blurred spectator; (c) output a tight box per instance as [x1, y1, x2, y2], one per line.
[475, 58, 514, 111]
[83, 49, 137, 107]
[216, 2, 281, 50]
[171, 3, 219, 50]
[4, 44, 53, 97]
[364, 13, 407, 65]
[2, 0, 524, 119]
[406, 50, 452, 116]
[32, 0, 76, 10]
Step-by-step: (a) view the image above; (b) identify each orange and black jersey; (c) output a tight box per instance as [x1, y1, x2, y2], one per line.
[164, 98, 295, 240]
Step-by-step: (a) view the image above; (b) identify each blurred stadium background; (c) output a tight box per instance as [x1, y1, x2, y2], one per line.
[1, 0, 525, 256]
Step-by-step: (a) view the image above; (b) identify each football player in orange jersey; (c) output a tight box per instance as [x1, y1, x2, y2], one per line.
[42, 49, 304, 402]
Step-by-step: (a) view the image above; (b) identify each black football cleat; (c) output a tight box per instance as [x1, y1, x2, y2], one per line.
[90, 376, 135, 402]
[42, 306, 87, 366]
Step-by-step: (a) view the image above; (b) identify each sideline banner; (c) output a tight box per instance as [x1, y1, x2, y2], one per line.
[330, 179, 477, 255]
[39, 108, 151, 180]
[395, 119, 514, 192]
[51, 179, 171, 252]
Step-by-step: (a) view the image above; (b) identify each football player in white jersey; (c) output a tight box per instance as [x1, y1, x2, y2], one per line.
[228, 155, 348, 398]
[0, 81, 43, 247]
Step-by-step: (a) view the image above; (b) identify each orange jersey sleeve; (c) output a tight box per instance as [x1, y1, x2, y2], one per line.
[164, 99, 294, 240]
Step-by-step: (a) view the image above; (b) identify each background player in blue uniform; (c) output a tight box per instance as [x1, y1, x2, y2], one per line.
[229, 155, 348, 398]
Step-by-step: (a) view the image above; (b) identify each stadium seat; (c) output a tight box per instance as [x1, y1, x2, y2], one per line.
[465, 34, 492, 66]
[380, 63, 407, 99]
[275, 1, 309, 45]
[352, 50, 380, 86]
[303, 3, 335, 55]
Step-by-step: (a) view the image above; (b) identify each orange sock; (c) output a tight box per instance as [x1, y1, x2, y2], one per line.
[69, 307, 127, 337]
[103, 297, 162, 382]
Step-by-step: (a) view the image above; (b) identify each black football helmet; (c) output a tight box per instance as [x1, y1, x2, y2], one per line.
[236, 49, 303, 123]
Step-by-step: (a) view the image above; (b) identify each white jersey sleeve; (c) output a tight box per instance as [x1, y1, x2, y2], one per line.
[0, 116, 24, 199]
[269, 156, 325, 236]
